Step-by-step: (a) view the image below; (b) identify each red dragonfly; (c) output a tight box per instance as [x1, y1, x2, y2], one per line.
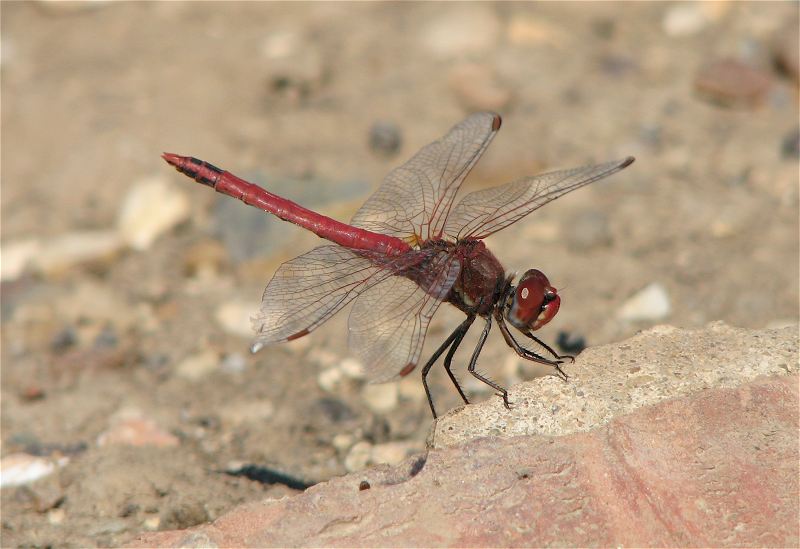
[164, 113, 634, 418]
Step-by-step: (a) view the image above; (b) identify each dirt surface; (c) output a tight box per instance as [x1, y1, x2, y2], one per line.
[1, 2, 798, 547]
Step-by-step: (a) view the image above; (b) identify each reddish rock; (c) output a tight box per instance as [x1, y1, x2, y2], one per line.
[694, 58, 773, 108]
[130, 375, 798, 547]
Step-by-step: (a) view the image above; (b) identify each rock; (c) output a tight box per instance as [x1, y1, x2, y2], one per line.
[175, 350, 220, 381]
[781, 127, 799, 160]
[47, 508, 65, 525]
[1, 238, 41, 281]
[31, 230, 124, 277]
[368, 121, 402, 158]
[343, 441, 372, 473]
[564, 210, 612, 250]
[370, 442, 417, 466]
[338, 357, 365, 380]
[215, 299, 258, 338]
[694, 58, 772, 108]
[421, 7, 501, 59]
[448, 63, 511, 112]
[361, 382, 399, 414]
[0, 453, 68, 487]
[317, 367, 343, 393]
[131, 369, 798, 547]
[662, 2, 729, 36]
[97, 408, 179, 448]
[117, 176, 190, 251]
[616, 282, 671, 322]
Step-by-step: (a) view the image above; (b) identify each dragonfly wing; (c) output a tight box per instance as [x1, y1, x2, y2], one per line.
[251, 245, 395, 350]
[444, 157, 634, 239]
[351, 112, 502, 242]
[348, 251, 460, 382]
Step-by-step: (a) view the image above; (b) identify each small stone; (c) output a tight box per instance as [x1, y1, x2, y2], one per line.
[694, 58, 772, 108]
[1, 238, 41, 281]
[175, 350, 220, 380]
[313, 397, 355, 423]
[215, 300, 258, 338]
[368, 121, 402, 158]
[370, 442, 416, 466]
[422, 7, 500, 59]
[617, 283, 671, 323]
[117, 176, 190, 251]
[143, 516, 161, 531]
[564, 210, 612, 251]
[50, 326, 78, 352]
[780, 128, 799, 160]
[32, 231, 124, 276]
[332, 433, 355, 452]
[0, 453, 68, 487]
[317, 367, 343, 393]
[339, 357, 365, 380]
[47, 508, 65, 525]
[448, 63, 512, 112]
[662, 2, 729, 36]
[97, 407, 179, 448]
[361, 383, 399, 414]
[344, 441, 372, 472]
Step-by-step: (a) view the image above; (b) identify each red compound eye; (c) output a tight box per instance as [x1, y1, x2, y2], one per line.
[507, 269, 561, 331]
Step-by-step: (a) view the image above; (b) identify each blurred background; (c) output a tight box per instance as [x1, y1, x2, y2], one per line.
[1, 2, 797, 546]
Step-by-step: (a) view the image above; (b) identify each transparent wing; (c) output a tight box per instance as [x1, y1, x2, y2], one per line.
[348, 251, 461, 382]
[444, 157, 635, 240]
[250, 245, 399, 349]
[351, 112, 502, 242]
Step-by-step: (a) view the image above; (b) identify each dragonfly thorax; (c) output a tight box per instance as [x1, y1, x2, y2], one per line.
[505, 269, 561, 333]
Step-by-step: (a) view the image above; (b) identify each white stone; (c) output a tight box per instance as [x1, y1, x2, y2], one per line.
[662, 2, 728, 36]
[317, 367, 343, 393]
[361, 382, 399, 414]
[215, 299, 258, 338]
[32, 231, 124, 276]
[422, 7, 500, 59]
[370, 442, 416, 466]
[175, 350, 220, 380]
[332, 433, 355, 453]
[344, 441, 372, 472]
[0, 453, 68, 487]
[1, 238, 41, 281]
[617, 283, 671, 323]
[339, 357, 365, 380]
[117, 176, 190, 250]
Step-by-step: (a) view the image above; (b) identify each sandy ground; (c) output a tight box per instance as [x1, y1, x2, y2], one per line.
[1, 2, 798, 547]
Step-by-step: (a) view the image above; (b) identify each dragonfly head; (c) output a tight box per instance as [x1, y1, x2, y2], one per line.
[506, 269, 561, 332]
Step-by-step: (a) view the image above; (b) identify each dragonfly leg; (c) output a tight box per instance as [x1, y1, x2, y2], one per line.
[523, 332, 575, 364]
[495, 313, 570, 382]
[421, 314, 476, 419]
[442, 316, 475, 406]
[466, 316, 512, 410]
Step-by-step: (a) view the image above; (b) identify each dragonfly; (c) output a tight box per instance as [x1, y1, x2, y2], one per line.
[163, 113, 634, 418]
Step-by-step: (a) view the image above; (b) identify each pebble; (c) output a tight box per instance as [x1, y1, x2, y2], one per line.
[448, 63, 512, 112]
[175, 350, 220, 380]
[97, 407, 179, 448]
[662, 2, 728, 36]
[694, 58, 772, 108]
[1, 238, 41, 281]
[143, 516, 161, 531]
[117, 176, 190, 251]
[422, 7, 500, 59]
[564, 210, 612, 251]
[344, 441, 372, 472]
[339, 357, 365, 380]
[361, 382, 399, 414]
[368, 121, 402, 158]
[781, 128, 799, 160]
[0, 453, 68, 488]
[332, 433, 355, 453]
[31, 230, 124, 277]
[617, 283, 671, 323]
[47, 508, 65, 525]
[317, 367, 343, 393]
[215, 299, 258, 338]
[370, 442, 416, 466]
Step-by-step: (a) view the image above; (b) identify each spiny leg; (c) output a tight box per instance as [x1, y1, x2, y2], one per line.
[495, 313, 569, 381]
[442, 315, 475, 405]
[421, 314, 476, 419]
[522, 332, 575, 364]
[466, 316, 512, 409]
